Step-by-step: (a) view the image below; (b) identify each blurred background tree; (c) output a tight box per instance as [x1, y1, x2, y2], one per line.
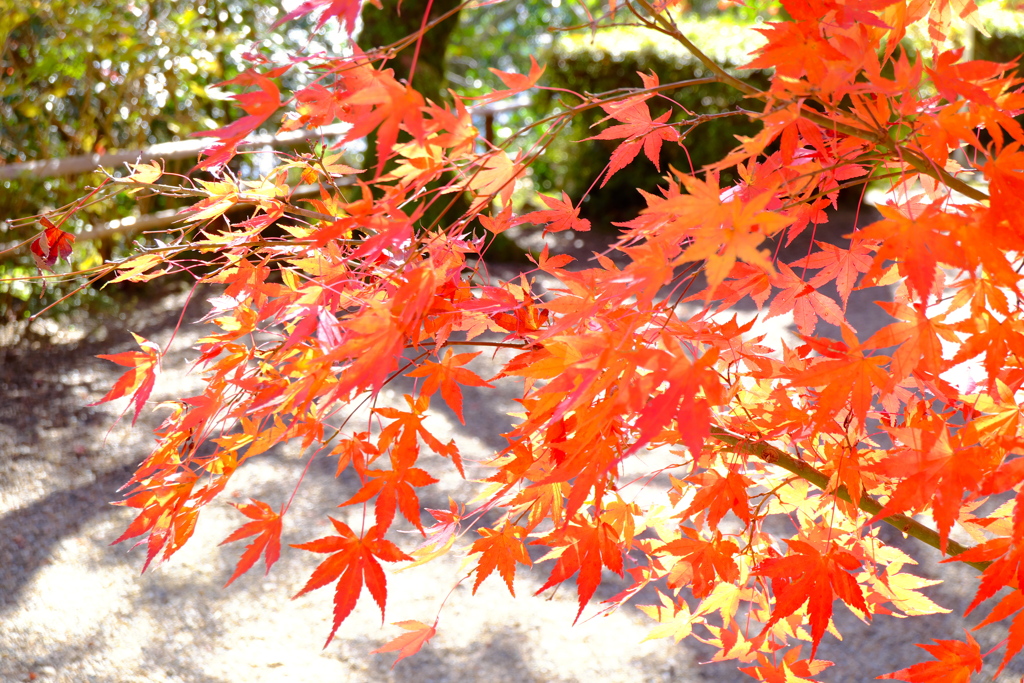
[4, 0, 1021, 322]
[0, 0, 310, 320]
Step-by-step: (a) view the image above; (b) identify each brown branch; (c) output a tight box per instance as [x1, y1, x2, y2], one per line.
[709, 426, 991, 572]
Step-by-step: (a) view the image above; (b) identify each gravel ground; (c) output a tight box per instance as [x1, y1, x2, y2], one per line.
[3, 226, 1024, 682]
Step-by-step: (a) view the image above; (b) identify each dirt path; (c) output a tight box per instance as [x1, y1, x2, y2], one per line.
[1, 260, 1021, 682]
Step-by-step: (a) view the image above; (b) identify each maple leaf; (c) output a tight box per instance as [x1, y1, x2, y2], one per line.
[108, 254, 169, 284]
[534, 516, 624, 623]
[111, 474, 200, 572]
[787, 238, 876, 310]
[667, 175, 790, 294]
[739, 646, 834, 683]
[588, 96, 679, 187]
[744, 18, 849, 83]
[970, 587, 1024, 675]
[475, 55, 545, 106]
[193, 70, 281, 170]
[332, 432, 379, 478]
[677, 470, 752, 530]
[766, 262, 845, 337]
[516, 192, 591, 234]
[406, 349, 494, 424]
[271, 0, 369, 36]
[755, 539, 868, 659]
[862, 301, 956, 388]
[292, 520, 412, 647]
[787, 329, 890, 428]
[375, 394, 461, 472]
[859, 203, 956, 302]
[370, 619, 438, 668]
[89, 332, 161, 425]
[470, 523, 532, 596]
[30, 217, 75, 272]
[219, 499, 283, 587]
[461, 149, 526, 213]
[877, 632, 983, 682]
[339, 466, 439, 533]
[178, 178, 240, 224]
[657, 528, 740, 599]
[638, 590, 704, 643]
[120, 160, 163, 192]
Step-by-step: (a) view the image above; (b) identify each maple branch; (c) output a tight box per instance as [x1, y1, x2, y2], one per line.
[628, 0, 989, 205]
[708, 426, 991, 572]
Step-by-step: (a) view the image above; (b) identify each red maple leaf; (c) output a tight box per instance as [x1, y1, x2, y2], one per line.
[292, 520, 412, 647]
[193, 69, 282, 169]
[219, 499, 283, 586]
[587, 92, 679, 187]
[272, 0, 370, 36]
[30, 217, 75, 272]
[534, 515, 624, 623]
[755, 539, 868, 659]
[89, 332, 161, 425]
[877, 632, 983, 682]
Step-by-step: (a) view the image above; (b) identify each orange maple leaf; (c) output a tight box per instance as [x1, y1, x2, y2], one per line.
[375, 394, 461, 471]
[859, 203, 956, 302]
[90, 332, 161, 425]
[292, 520, 412, 647]
[475, 55, 545, 106]
[516, 191, 591, 234]
[220, 499, 283, 587]
[657, 528, 740, 599]
[877, 632, 983, 682]
[406, 349, 494, 424]
[739, 646, 834, 683]
[470, 523, 532, 596]
[787, 328, 890, 428]
[112, 474, 200, 572]
[193, 69, 281, 169]
[862, 301, 956, 388]
[339, 466, 439, 533]
[677, 470, 752, 529]
[370, 619, 438, 668]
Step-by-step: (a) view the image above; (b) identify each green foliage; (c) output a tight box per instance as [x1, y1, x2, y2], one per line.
[973, 3, 1024, 73]
[0, 0, 306, 320]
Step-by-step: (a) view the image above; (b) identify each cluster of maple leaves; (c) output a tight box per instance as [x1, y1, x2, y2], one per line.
[30, 0, 1024, 679]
